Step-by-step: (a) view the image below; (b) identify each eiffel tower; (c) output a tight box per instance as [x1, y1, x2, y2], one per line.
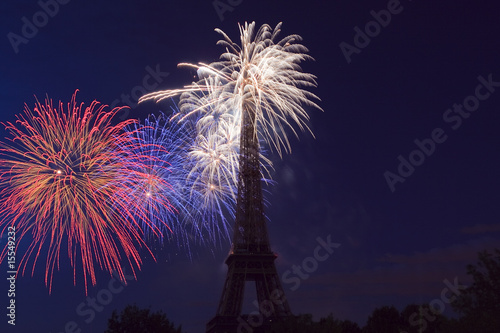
[206, 102, 292, 333]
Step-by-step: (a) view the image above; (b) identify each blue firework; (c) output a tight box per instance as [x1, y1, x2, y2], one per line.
[115, 111, 197, 245]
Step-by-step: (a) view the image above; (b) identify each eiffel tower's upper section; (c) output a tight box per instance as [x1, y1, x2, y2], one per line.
[231, 102, 272, 254]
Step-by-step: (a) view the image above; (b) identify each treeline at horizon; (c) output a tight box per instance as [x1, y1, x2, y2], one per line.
[104, 248, 499, 333]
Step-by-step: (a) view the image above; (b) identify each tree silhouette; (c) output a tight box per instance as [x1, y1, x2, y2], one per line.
[399, 303, 448, 333]
[362, 305, 402, 333]
[340, 319, 362, 333]
[451, 248, 500, 333]
[269, 314, 316, 332]
[105, 304, 183, 333]
[268, 313, 361, 332]
[316, 313, 343, 333]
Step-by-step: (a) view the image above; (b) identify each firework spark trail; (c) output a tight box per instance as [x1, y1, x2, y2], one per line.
[177, 79, 251, 243]
[180, 76, 241, 197]
[139, 21, 322, 156]
[117, 112, 204, 247]
[0, 91, 164, 293]
[185, 111, 240, 243]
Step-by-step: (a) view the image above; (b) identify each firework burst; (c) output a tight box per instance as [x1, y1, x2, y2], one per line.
[117, 112, 200, 246]
[0, 91, 161, 293]
[185, 110, 240, 243]
[139, 21, 322, 155]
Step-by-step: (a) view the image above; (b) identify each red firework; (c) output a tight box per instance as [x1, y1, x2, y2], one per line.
[0, 90, 165, 293]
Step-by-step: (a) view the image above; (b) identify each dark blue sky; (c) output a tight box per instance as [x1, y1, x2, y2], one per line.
[1, 0, 500, 332]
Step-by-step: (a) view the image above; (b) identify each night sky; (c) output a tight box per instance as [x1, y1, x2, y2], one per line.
[1, 0, 500, 332]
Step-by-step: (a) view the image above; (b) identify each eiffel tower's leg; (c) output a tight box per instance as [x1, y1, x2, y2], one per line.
[216, 257, 246, 317]
[207, 254, 292, 332]
[255, 255, 292, 318]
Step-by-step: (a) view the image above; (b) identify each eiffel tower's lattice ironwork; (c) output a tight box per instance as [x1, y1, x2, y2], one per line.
[207, 102, 292, 333]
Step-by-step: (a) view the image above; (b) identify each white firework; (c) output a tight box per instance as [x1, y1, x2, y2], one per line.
[139, 21, 321, 155]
